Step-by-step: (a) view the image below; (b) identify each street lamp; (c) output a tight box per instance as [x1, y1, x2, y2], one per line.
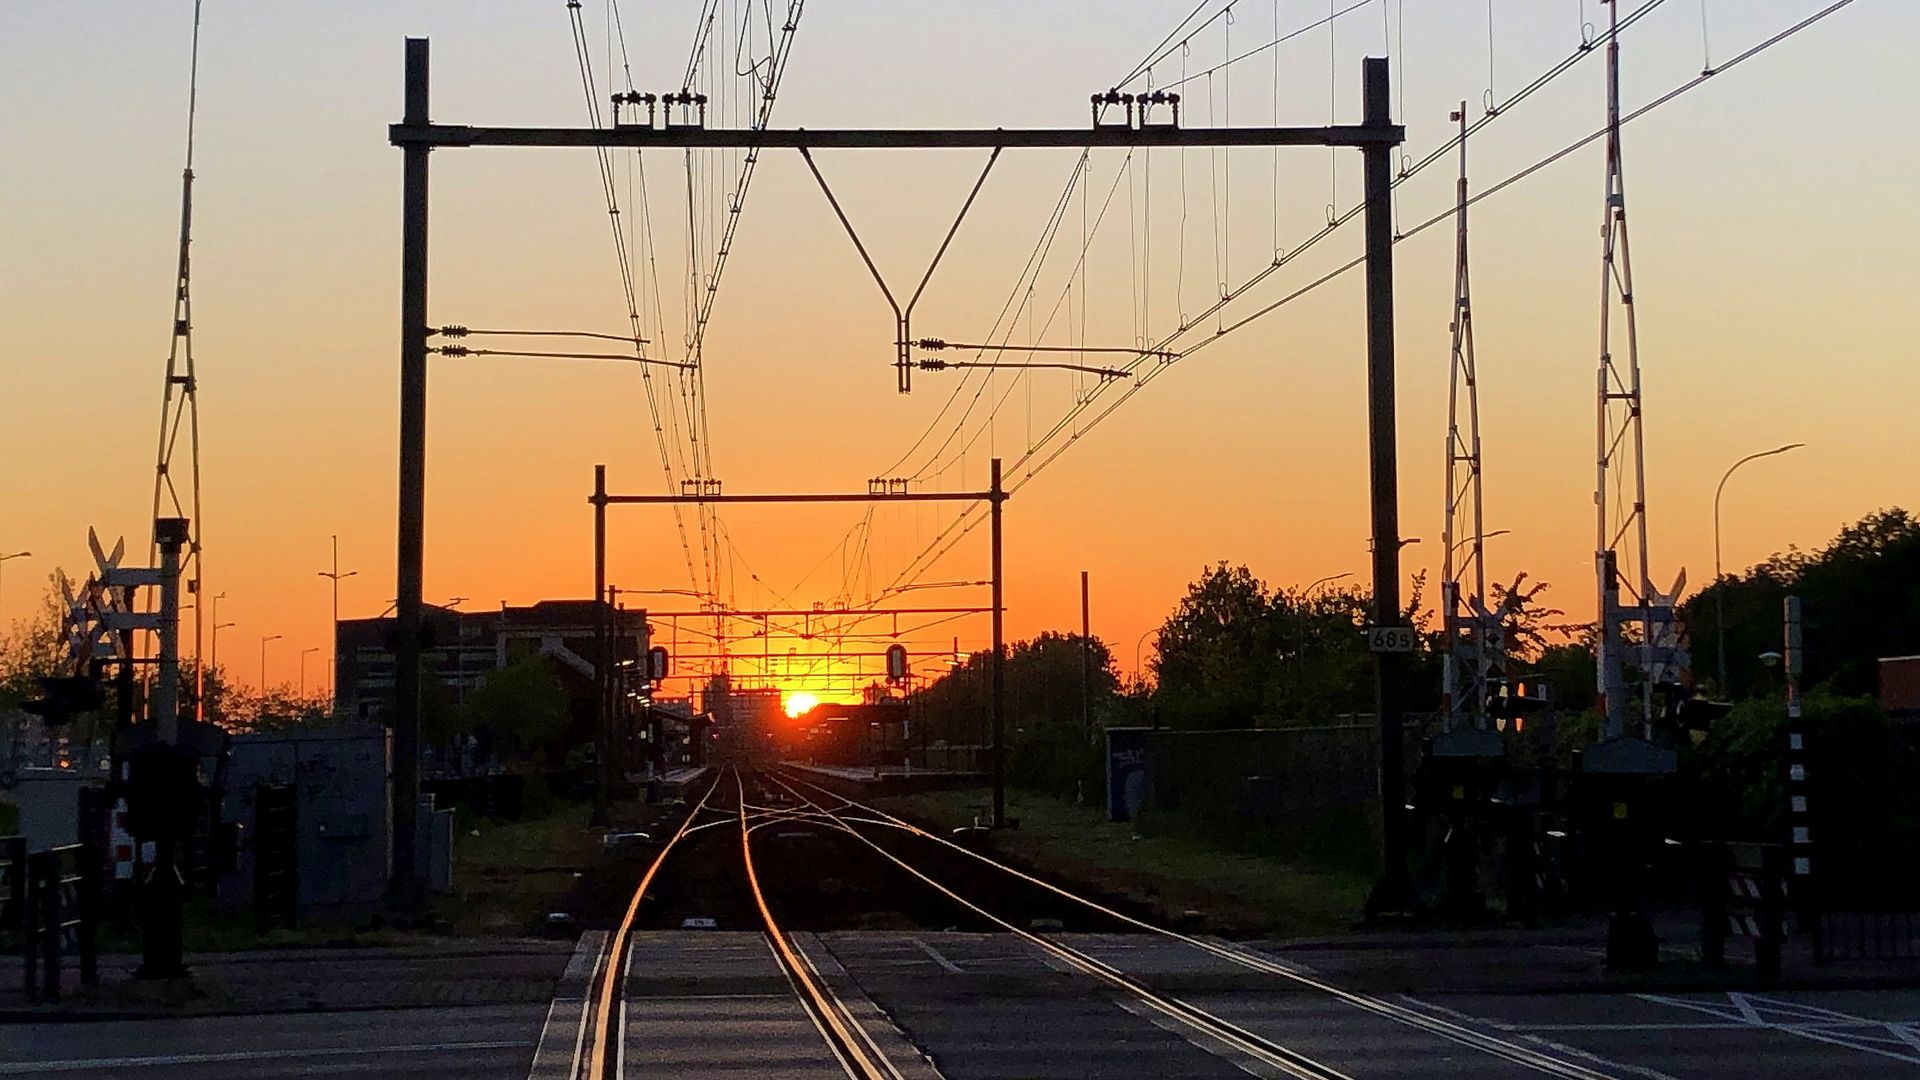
[318, 535, 358, 711]
[209, 591, 228, 671]
[212, 620, 236, 679]
[1302, 571, 1353, 596]
[1447, 528, 1511, 557]
[1714, 443, 1805, 691]
[260, 634, 283, 690]
[1134, 625, 1159, 684]
[299, 647, 320, 699]
[0, 551, 30, 622]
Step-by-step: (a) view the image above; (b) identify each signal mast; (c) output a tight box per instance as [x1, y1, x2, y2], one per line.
[1439, 103, 1505, 733]
[1593, 0, 1687, 742]
[151, 1, 207, 710]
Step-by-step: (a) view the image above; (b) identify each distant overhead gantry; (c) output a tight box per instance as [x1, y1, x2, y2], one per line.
[389, 37, 1412, 899]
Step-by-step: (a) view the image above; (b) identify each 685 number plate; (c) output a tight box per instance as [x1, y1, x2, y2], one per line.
[1366, 625, 1418, 653]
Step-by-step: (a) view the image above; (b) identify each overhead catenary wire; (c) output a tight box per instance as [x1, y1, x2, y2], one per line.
[918, 359, 1132, 380]
[908, 149, 1138, 486]
[878, 152, 1092, 482]
[881, 0, 1852, 596]
[888, 0, 1671, 566]
[429, 326, 650, 345]
[910, 339, 1174, 360]
[567, 1, 704, 591]
[430, 344, 694, 369]
[1153, 0, 1371, 92]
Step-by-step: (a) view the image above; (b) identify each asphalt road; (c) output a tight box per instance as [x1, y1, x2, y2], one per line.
[8, 935, 1920, 1078]
[0, 1002, 544, 1078]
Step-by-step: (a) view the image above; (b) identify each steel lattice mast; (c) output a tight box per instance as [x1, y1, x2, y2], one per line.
[1593, 0, 1684, 738]
[151, 1, 206, 710]
[1440, 103, 1494, 733]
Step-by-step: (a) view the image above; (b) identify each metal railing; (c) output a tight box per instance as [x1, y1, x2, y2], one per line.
[22, 842, 101, 1001]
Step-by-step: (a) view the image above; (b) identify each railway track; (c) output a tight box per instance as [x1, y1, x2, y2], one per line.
[543, 769, 916, 1080]
[535, 766, 1623, 1079]
[769, 767, 1623, 1080]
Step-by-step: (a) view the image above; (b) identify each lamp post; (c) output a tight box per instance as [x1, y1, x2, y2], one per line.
[1133, 625, 1158, 685]
[1303, 571, 1353, 596]
[0, 551, 29, 623]
[260, 634, 283, 691]
[317, 535, 358, 710]
[1714, 443, 1805, 691]
[1447, 528, 1511, 557]
[209, 591, 228, 671]
[212, 620, 235, 678]
[300, 647, 320, 700]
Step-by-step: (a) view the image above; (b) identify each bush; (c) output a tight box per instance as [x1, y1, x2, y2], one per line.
[1008, 722, 1103, 803]
[1680, 692, 1920, 907]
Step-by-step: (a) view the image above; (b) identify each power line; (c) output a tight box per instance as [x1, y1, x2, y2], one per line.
[883, 0, 1855, 593]
[1152, 0, 1371, 92]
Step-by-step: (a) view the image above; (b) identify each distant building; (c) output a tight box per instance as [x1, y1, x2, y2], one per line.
[334, 600, 648, 727]
[791, 700, 908, 766]
[1880, 656, 1920, 720]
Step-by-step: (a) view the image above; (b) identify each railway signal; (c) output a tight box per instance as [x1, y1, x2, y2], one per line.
[21, 674, 106, 726]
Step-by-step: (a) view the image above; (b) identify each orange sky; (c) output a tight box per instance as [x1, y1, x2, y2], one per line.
[3, 3, 1914, 695]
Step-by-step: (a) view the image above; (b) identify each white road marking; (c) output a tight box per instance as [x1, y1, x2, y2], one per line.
[910, 937, 965, 974]
[1636, 992, 1920, 1066]
[1397, 994, 1682, 1080]
[0, 1039, 534, 1074]
[1520, 1023, 1747, 1032]
[527, 929, 607, 1080]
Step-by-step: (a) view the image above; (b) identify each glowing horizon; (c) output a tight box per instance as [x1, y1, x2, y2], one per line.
[3, 4, 1911, 691]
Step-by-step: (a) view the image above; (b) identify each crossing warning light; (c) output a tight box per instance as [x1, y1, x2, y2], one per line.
[22, 674, 105, 726]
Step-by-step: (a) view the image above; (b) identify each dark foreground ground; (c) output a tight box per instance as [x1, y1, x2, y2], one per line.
[8, 770, 1919, 1077]
[6, 931, 1920, 1078]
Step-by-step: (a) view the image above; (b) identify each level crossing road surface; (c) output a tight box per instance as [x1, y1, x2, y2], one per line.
[0, 1003, 544, 1077]
[10, 941, 1920, 1078]
[11, 765, 1920, 1079]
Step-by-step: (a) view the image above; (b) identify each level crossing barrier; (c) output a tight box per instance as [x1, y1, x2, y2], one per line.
[1701, 841, 1785, 981]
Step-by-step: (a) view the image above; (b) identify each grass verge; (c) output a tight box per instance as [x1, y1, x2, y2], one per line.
[871, 786, 1368, 939]
[430, 800, 604, 936]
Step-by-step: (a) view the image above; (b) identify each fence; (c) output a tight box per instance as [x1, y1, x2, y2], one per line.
[22, 842, 100, 1001]
[0, 836, 23, 937]
[1817, 911, 1920, 962]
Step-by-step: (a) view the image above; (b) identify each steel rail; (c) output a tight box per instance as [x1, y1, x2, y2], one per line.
[763, 773, 1354, 1080]
[582, 771, 724, 1080]
[736, 769, 901, 1080]
[773, 769, 1618, 1080]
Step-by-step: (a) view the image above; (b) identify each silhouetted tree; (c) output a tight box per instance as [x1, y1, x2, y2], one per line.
[461, 654, 569, 766]
[1685, 508, 1920, 698]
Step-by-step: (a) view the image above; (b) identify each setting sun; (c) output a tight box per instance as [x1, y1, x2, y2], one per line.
[783, 692, 819, 719]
